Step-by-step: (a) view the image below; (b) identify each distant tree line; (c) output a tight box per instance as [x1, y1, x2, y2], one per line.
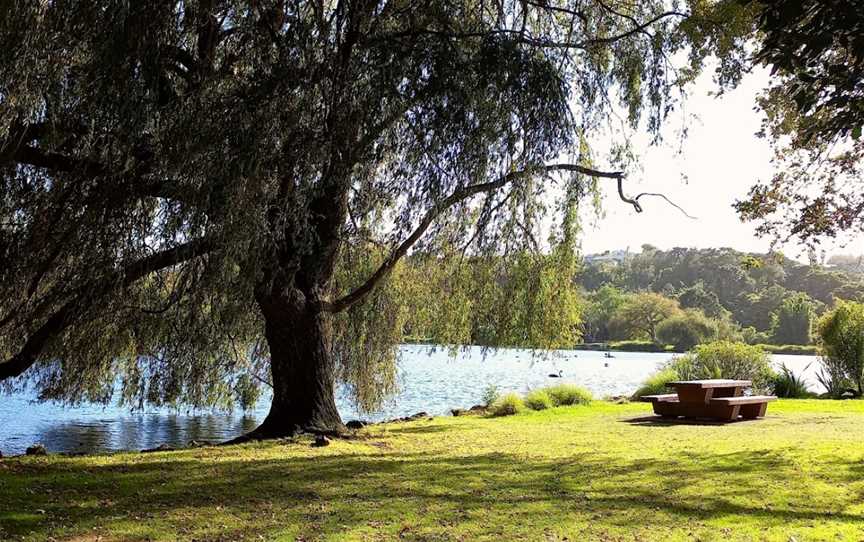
[577, 246, 864, 347]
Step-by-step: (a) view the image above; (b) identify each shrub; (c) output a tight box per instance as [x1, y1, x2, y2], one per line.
[490, 392, 524, 416]
[546, 384, 592, 406]
[524, 389, 554, 410]
[665, 341, 775, 393]
[741, 326, 772, 345]
[480, 384, 500, 407]
[816, 357, 852, 398]
[632, 368, 679, 399]
[771, 363, 813, 398]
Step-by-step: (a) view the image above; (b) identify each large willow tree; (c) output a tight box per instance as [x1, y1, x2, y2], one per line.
[0, 1, 754, 437]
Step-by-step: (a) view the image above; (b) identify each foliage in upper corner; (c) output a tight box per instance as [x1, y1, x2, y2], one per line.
[735, 0, 864, 244]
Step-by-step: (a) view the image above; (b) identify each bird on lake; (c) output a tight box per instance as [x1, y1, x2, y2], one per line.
[548, 370, 563, 378]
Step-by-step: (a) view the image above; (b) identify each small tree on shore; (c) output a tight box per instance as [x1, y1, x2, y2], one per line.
[613, 292, 682, 343]
[771, 293, 816, 345]
[816, 301, 864, 396]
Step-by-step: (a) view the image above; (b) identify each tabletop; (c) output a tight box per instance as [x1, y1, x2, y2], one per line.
[668, 379, 752, 388]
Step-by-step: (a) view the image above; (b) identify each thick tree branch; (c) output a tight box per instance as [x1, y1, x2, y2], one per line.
[14, 145, 107, 175]
[9, 143, 193, 203]
[0, 237, 217, 381]
[363, 10, 687, 49]
[327, 163, 628, 313]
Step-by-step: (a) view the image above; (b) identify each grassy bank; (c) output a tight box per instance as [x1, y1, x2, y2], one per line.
[2, 400, 864, 541]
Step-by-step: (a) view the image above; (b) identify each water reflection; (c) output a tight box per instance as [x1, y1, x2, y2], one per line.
[30, 414, 260, 455]
[0, 346, 821, 455]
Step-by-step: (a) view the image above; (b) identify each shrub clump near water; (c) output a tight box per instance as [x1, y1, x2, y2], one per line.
[490, 393, 525, 416]
[633, 341, 776, 397]
[666, 341, 775, 393]
[545, 384, 593, 406]
[771, 363, 813, 398]
[631, 367, 679, 399]
[524, 389, 554, 410]
[481, 384, 500, 407]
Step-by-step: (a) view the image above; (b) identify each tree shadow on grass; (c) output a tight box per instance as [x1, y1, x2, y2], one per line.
[1, 431, 862, 541]
[621, 415, 768, 427]
[373, 422, 468, 435]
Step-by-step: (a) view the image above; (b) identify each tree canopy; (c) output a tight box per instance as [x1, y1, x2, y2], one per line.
[0, 0, 758, 436]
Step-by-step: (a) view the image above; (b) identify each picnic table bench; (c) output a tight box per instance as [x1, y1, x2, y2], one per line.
[641, 379, 776, 422]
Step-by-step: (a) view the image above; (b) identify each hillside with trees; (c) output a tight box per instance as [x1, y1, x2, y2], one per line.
[578, 246, 864, 348]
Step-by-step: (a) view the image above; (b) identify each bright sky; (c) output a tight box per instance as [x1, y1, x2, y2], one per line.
[578, 68, 864, 262]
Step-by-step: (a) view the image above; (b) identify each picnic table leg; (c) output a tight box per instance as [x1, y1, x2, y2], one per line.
[653, 402, 680, 417]
[740, 403, 768, 419]
[712, 404, 740, 421]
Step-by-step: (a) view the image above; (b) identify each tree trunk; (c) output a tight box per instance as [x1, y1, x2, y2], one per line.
[242, 289, 346, 440]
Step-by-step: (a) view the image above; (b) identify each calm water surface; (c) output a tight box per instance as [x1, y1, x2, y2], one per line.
[0, 346, 821, 455]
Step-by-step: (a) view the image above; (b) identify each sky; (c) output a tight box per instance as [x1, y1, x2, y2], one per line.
[577, 68, 864, 261]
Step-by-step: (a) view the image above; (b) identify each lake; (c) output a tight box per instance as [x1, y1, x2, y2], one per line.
[0, 346, 821, 455]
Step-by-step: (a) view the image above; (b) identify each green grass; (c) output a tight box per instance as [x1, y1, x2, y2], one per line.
[3, 400, 864, 541]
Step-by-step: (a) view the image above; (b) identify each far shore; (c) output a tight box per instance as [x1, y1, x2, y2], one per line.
[401, 339, 819, 356]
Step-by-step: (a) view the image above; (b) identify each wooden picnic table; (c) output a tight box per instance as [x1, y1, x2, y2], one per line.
[641, 379, 776, 422]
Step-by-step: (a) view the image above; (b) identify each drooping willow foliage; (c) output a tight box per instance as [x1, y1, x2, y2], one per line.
[0, 1, 757, 415]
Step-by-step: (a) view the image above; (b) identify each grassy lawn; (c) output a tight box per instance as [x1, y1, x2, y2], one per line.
[2, 400, 864, 541]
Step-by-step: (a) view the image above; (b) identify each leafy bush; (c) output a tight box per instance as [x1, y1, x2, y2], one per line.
[741, 326, 772, 345]
[524, 389, 554, 410]
[816, 300, 864, 396]
[665, 341, 775, 392]
[632, 368, 679, 398]
[546, 384, 593, 406]
[481, 384, 500, 407]
[771, 363, 813, 398]
[490, 393, 525, 416]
